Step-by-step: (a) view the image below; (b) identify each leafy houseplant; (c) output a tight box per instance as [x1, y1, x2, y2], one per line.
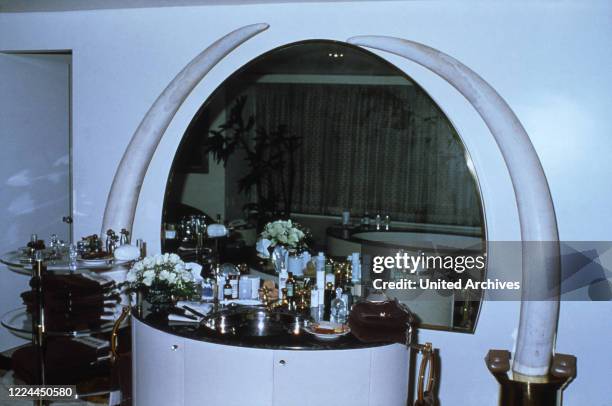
[123, 253, 199, 311]
[205, 96, 302, 221]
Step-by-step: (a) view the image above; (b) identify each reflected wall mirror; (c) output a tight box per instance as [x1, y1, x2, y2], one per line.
[162, 40, 486, 332]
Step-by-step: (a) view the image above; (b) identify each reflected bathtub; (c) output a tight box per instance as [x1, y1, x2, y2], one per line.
[327, 230, 482, 256]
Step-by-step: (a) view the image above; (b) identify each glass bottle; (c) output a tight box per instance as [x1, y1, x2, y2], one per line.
[120, 228, 131, 245]
[201, 278, 214, 301]
[363, 212, 370, 229]
[27, 233, 38, 249]
[330, 288, 347, 324]
[286, 272, 295, 300]
[278, 266, 288, 300]
[280, 288, 289, 309]
[223, 278, 232, 300]
[324, 261, 335, 287]
[323, 282, 334, 321]
[315, 252, 326, 290]
[230, 275, 239, 299]
[27, 234, 45, 250]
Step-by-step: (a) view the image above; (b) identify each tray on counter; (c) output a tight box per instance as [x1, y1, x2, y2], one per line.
[1, 250, 132, 275]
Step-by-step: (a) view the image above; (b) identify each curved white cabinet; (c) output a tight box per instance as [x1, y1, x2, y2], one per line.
[132, 317, 409, 406]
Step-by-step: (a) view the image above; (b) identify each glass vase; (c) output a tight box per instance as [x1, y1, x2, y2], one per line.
[145, 285, 174, 313]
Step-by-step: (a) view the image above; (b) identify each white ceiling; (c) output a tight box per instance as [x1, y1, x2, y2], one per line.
[0, 0, 383, 13]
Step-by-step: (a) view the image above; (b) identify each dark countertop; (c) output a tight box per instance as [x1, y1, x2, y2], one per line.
[133, 308, 395, 351]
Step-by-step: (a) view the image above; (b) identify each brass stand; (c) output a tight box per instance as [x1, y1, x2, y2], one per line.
[486, 350, 576, 406]
[32, 258, 47, 406]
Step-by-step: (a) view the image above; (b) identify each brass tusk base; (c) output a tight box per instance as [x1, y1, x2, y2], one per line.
[486, 350, 576, 406]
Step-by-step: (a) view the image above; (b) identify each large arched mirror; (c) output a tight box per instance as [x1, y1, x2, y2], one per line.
[162, 40, 486, 332]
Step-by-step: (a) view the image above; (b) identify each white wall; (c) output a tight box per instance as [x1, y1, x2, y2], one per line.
[1, 2, 610, 404]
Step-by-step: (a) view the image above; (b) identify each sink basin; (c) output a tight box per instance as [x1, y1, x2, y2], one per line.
[201, 307, 309, 337]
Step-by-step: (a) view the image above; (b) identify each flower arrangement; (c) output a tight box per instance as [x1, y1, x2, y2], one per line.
[124, 253, 198, 306]
[257, 219, 309, 255]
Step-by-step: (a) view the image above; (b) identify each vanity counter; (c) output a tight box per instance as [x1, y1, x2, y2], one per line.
[133, 310, 391, 351]
[132, 310, 410, 406]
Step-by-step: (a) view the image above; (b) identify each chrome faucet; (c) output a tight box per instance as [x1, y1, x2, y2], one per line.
[375, 214, 381, 230]
[384, 215, 390, 231]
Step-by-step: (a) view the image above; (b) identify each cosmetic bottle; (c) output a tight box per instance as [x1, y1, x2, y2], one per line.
[27, 234, 45, 251]
[230, 275, 239, 299]
[223, 278, 232, 300]
[342, 210, 350, 226]
[278, 267, 288, 300]
[330, 288, 347, 324]
[286, 272, 295, 300]
[281, 288, 289, 309]
[164, 223, 177, 241]
[310, 288, 319, 308]
[323, 282, 334, 321]
[318, 288, 325, 313]
[27, 234, 37, 249]
[120, 228, 131, 245]
[201, 278, 214, 301]
[343, 279, 354, 309]
[325, 259, 335, 287]
[315, 252, 326, 290]
[350, 253, 361, 282]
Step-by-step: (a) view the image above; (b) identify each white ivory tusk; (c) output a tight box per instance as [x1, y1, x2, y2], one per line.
[101, 23, 269, 239]
[347, 35, 560, 377]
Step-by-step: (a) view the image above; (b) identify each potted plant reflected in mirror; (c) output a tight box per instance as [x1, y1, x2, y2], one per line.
[205, 96, 302, 228]
[122, 253, 199, 313]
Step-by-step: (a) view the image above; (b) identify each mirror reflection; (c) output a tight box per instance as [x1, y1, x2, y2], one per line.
[162, 40, 486, 332]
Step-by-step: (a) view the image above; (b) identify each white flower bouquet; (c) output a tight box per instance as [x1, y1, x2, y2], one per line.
[257, 219, 309, 257]
[124, 253, 198, 305]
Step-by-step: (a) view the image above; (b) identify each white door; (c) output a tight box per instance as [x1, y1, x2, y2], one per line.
[273, 349, 371, 406]
[184, 339, 274, 406]
[132, 318, 185, 406]
[0, 53, 71, 351]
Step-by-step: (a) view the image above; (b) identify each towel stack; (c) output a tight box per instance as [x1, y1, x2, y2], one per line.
[21, 273, 119, 332]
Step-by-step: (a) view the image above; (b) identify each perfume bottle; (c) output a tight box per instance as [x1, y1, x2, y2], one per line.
[27, 234, 45, 251]
[280, 288, 289, 309]
[310, 289, 322, 322]
[230, 275, 239, 299]
[201, 278, 214, 301]
[323, 282, 334, 321]
[286, 272, 295, 300]
[278, 266, 288, 300]
[315, 252, 326, 290]
[120, 228, 131, 245]
[330, 288, 347, 324]
[223, 278, 232, 300]
[325, 260, 335, 287]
